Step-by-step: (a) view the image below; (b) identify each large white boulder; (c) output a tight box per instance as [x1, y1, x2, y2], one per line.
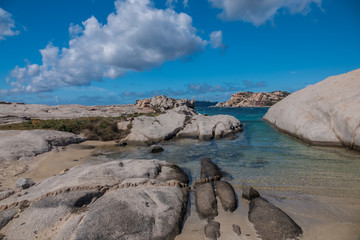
[264, 69, 360, 150]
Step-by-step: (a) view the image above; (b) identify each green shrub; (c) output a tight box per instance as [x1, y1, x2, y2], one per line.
[0, 113, 157, 141]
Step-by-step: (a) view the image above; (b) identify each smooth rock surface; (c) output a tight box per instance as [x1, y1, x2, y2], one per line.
[0, 130, 84, 162]
[122, 98, 242, 146]
[249, 197, 303, 240]
[215, 181, 237, 212]
[0, 159, 189, 240]
[264, 69, 360, 150]
[195, 182, 218, 219]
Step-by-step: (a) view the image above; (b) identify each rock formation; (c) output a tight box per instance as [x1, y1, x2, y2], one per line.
[216, 91, 290, 107]
[263, 69, 360, 150]
[0, 159, 189, 240]
[0, 130, 84, 162]
[0, 103, 153, 125]
[1, 96, 242, 146]
[242, 186, 303, 240]
[120, 96, 242, 146]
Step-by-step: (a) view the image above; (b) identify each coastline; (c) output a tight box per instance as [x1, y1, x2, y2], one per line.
[1, 145, 359, 240]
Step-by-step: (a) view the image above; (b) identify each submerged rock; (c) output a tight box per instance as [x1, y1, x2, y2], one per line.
[149, 145, 164, 153]
[264, 69, 360, 150]
[249, 197, 303, 240]
[0, 159, 189, 240]
[200, 157, 222, 179]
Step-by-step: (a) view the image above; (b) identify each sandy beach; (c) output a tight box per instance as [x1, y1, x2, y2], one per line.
[1, 144, 359, 240]
[0, 140, 116, 190]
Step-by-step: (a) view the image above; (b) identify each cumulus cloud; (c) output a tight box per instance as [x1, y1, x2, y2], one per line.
[209, 0, 322, 25]
[0, 8, 19, 40]
[209, 30, 227, 52]
[5, 0, 214, 94]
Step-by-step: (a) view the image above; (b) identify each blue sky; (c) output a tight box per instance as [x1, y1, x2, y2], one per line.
[0, 0, 359, 105]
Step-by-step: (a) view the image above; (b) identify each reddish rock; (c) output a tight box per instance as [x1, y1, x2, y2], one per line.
[216, 91, 290, 107]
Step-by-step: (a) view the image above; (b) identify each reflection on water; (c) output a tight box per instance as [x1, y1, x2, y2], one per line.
[108, 107, 360, 198]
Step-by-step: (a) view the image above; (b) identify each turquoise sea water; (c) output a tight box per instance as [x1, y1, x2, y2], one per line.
[110, 107, 360, 198]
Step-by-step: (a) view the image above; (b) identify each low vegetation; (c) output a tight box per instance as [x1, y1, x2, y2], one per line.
[0, 113, 157, 141]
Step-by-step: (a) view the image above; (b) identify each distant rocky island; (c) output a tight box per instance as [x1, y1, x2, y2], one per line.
[216, 91, 290, 107]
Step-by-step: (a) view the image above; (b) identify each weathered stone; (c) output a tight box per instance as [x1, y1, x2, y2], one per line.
[0, 160, 189, 240]
[149, 95, 195, 112]
[232, 224, 241, 236]
[242, 186, 260, 200]
[195, 182, 218, 219]
[216, 91, 290, 107]
[73, 186, 188, 240]
[15, 178, 35, 190]
[200, 157, 222, 179]
[0, 130, 84, 162]
[0, 209, 17, 230]
[263, 69, 360, 150]
[116, 121, 131, 131]
[215, 181, 237, 212]
[204, 220, 221, 240]
[0, 191, 14, 201]
[249, 197, 303, 240]
[0, 103, 152, 125]
[149, 145, 164, 153]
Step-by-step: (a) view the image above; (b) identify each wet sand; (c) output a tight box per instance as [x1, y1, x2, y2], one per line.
[176, 189, 360, 240]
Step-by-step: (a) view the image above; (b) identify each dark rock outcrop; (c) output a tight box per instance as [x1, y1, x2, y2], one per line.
[15, 178, 35, 190]
[232, 224, 241, 236]
[204, 220, 221, 240]
[195, 182, 218, 219]
[149, 145, 164, 153]
[215, 181, 237, 212]
[242, 186, 260, 200]
[249, 197, 303, 240]
[200, 157, 222, 179]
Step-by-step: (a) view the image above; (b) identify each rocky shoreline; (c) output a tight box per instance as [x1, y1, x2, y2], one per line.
[1, 91, 360, 239]
[216, 91, 290, 107]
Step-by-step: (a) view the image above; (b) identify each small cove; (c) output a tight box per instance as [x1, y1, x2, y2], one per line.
[108, 107, 360, 199]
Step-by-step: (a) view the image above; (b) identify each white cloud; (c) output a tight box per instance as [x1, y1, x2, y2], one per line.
[209, 30, 226, 52]
[0, 8, 19, 40]
[209, 0, 322, 26]
[6, 0, 209, 93]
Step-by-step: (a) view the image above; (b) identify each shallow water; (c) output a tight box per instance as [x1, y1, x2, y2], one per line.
[109, 107, 360, 198]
